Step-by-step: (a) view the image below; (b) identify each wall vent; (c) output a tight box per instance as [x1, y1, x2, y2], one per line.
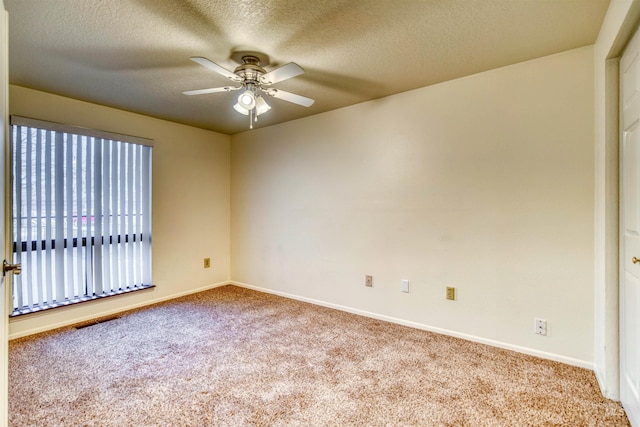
[75, 315, 120, 329]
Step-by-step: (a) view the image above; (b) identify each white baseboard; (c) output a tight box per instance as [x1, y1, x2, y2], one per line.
[8, 281, 231, 340]
[231, 281, 594, 370]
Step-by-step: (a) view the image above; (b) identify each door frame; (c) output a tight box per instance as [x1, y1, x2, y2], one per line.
[0, 2, 8, 426]
[595, 0, 640, 404]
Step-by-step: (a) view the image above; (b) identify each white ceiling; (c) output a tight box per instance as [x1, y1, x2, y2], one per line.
[5, 0, 610, 135]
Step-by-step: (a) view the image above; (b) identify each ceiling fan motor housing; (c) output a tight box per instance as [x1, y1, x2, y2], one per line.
[232, 52, 270, 84]
[234, 59, 266, 83]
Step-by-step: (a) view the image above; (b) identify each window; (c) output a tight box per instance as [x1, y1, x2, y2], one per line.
[10, 116, 153, 316]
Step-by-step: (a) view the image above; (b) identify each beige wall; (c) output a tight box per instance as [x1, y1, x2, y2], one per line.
[7, 46, 597, 367]
[8, 85, 231, 338]
[231, 46, 595, 366]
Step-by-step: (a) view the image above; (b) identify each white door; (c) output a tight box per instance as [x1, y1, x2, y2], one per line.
[621, 25, 640, 427]
[0, 2, 8, 426]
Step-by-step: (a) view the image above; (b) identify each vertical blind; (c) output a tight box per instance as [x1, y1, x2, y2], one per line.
[10, 116, 153, 315]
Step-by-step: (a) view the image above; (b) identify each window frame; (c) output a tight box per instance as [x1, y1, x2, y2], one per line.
[9, 116, 154, 316]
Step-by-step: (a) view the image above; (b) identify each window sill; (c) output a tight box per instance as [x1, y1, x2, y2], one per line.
[10, 284, 155, 317]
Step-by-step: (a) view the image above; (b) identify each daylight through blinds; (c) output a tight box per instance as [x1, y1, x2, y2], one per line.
[10, 116, 153, 315]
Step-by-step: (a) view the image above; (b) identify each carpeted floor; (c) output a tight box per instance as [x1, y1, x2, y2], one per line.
[8, 285, 630, 426]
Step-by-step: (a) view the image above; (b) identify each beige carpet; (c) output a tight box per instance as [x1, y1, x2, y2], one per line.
[9, 285, 629, 426]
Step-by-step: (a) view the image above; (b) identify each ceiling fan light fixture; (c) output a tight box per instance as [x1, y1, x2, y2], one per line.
[255, 96, 271, 116]
[237, 90, 256, 110]
[233, 102, 250, 115]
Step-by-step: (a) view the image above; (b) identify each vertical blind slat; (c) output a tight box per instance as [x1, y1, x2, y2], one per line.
[112, 141, 120, 292]
[93, 139, 103, 295]
[75, 135, 83, 297]
[44, 130, 53, 305]
[85, 137, 93, 295]
[127, 143, 134, 288]
[25, 128, 33, 308]
[142, 145, 152, 286]
[118, 143, 128, 290]
[54, 131, 65, 302]
[65, 134, 74, 298]
[35, 130, 43, 305]
[134, 145, 142, 286]
[103, 140, 112, 293]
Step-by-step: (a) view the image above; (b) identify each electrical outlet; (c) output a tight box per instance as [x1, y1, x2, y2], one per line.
[446, 286, 455, 300]
[365, 275, 373, 287]
[204, 258, 211, 268]
[401, 279, 409, 293]
[535, 318, 547, 336]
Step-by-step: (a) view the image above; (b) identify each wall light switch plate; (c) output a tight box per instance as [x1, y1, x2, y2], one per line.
[401, 279, 409, 293]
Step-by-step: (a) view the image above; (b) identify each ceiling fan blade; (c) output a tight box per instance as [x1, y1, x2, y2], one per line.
[190, 56, 242, 82]
[260, 62, 304, 85]
[265, 89, 315, 107]
[182, 86, 240, 96]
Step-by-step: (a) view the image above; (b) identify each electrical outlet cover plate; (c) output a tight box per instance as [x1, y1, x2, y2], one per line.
[535, 318, 547, 336]
[446, 286, 455, 300]
[365, 275, 373, 287]
[204, 258, 211, 268]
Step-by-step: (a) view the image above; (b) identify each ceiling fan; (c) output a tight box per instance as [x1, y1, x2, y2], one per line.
[183, 51, 315, 129]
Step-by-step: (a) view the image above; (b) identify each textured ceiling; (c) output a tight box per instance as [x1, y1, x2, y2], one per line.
[5, 0, 610, 135]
